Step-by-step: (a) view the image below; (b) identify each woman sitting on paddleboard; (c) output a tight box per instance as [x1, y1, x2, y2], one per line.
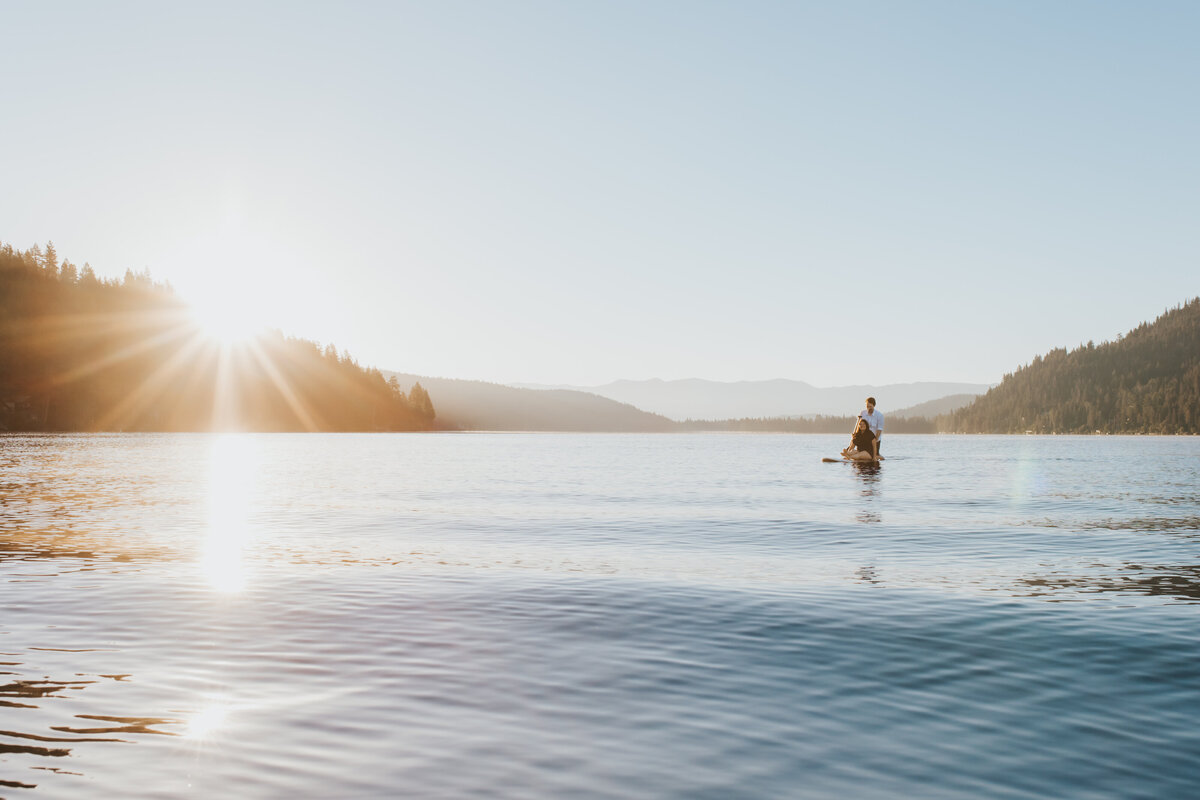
[841, 418, 878, 462]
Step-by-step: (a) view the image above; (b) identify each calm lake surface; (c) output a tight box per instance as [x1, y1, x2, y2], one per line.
[2, 433, 1199, 798]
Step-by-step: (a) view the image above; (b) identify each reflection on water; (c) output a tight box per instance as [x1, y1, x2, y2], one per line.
[0, 618, 220, 789]
[2, 433, 1200, 797]
[1075, 515, 1200, 535]
[856, 509, 882, 524]
[53, 715, 180, 737]
[1, 670, 143, 765]
[201, 434, 259, 593]
[850, 461, 882, 481]
[1022, 562, 1200, 602]
[851, 461, 882, 523]
[855, 564, 882, 585]
[0, 435, 179, 569]
[185, 701, 230, 739]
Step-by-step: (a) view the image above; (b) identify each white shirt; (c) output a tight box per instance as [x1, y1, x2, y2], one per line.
[859, 408, 884, 438]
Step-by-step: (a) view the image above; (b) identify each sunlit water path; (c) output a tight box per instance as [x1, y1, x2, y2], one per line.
[2, 433, 1199, 798]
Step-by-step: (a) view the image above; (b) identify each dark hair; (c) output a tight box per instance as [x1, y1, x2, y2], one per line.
[866, 397, 876, 406]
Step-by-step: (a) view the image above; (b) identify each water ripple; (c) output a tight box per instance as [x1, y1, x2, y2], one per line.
[2, 433, 1199, 797]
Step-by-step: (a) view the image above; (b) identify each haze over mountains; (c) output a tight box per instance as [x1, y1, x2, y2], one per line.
[384, 373, 671, 432]
[511, 379, 991, 421]
[8, 236, 1193, 435]
[890, 394, 983, 419]
[384, 372, 971, 433]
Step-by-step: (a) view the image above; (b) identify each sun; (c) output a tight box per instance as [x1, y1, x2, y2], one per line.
[188, 293, 265, 346]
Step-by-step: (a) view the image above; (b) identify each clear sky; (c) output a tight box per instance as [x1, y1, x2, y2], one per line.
[4, 1, 1197, 387]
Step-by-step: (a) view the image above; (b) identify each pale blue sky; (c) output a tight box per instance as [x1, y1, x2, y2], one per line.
[4, 1, 1197, 386]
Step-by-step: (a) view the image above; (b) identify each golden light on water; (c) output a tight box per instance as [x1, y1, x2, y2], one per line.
[201, 434, 259, 593]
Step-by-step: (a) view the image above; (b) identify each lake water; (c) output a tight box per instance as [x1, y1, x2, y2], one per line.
[2, 433, 1199, 798]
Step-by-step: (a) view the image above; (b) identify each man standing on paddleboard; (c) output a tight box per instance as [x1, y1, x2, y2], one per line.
[859, 397, 883, 460]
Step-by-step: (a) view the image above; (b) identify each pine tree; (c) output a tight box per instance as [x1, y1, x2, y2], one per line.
[43, 241, 58, 278]
[943, 299, 1200, 434]
[410, 382, 435, 420]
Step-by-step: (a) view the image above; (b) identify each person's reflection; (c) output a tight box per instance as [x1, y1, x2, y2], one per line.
[851, 461, 882, 523]
[851, 461, 882, 484]
[857, 565, 882, 585]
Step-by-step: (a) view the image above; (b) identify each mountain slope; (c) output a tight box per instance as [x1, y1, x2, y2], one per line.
[386, 373, 673, 431]
[892, 394, 980, 419]
[514, 378, 990, 421]
[945, 299, 1200, 434]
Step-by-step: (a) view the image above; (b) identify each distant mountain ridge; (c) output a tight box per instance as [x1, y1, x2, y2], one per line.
[385, 372, 971, 433]
[512, 378, 991, 421]
[385, 373, 672, 432]
[392, 299, 1200, 435]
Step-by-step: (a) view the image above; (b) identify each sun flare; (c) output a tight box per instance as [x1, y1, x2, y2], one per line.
[189, 298, 265, 346]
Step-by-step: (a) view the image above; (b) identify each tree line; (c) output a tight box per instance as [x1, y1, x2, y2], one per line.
[941, 298, 1200, 434]
[685, 300, 1200, 436]
[0, 240, 436, 432]
[7, 239, 1192, 435]
[675, 415, 937, 433]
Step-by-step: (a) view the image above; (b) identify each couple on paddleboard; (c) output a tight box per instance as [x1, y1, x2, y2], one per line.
[841, 397, 884, 462]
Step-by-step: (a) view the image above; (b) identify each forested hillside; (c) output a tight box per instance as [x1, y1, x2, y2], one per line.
[944, 299, 1200, 434]
[0, 240, 435, 432]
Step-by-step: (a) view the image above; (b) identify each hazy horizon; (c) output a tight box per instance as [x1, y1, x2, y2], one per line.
[504, 376, 990, 421]
[4, 1, 1197, 387]
[509, 376, 993, 389]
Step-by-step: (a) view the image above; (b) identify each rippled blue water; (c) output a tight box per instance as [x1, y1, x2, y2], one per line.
[2, 433, 1199, 798]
